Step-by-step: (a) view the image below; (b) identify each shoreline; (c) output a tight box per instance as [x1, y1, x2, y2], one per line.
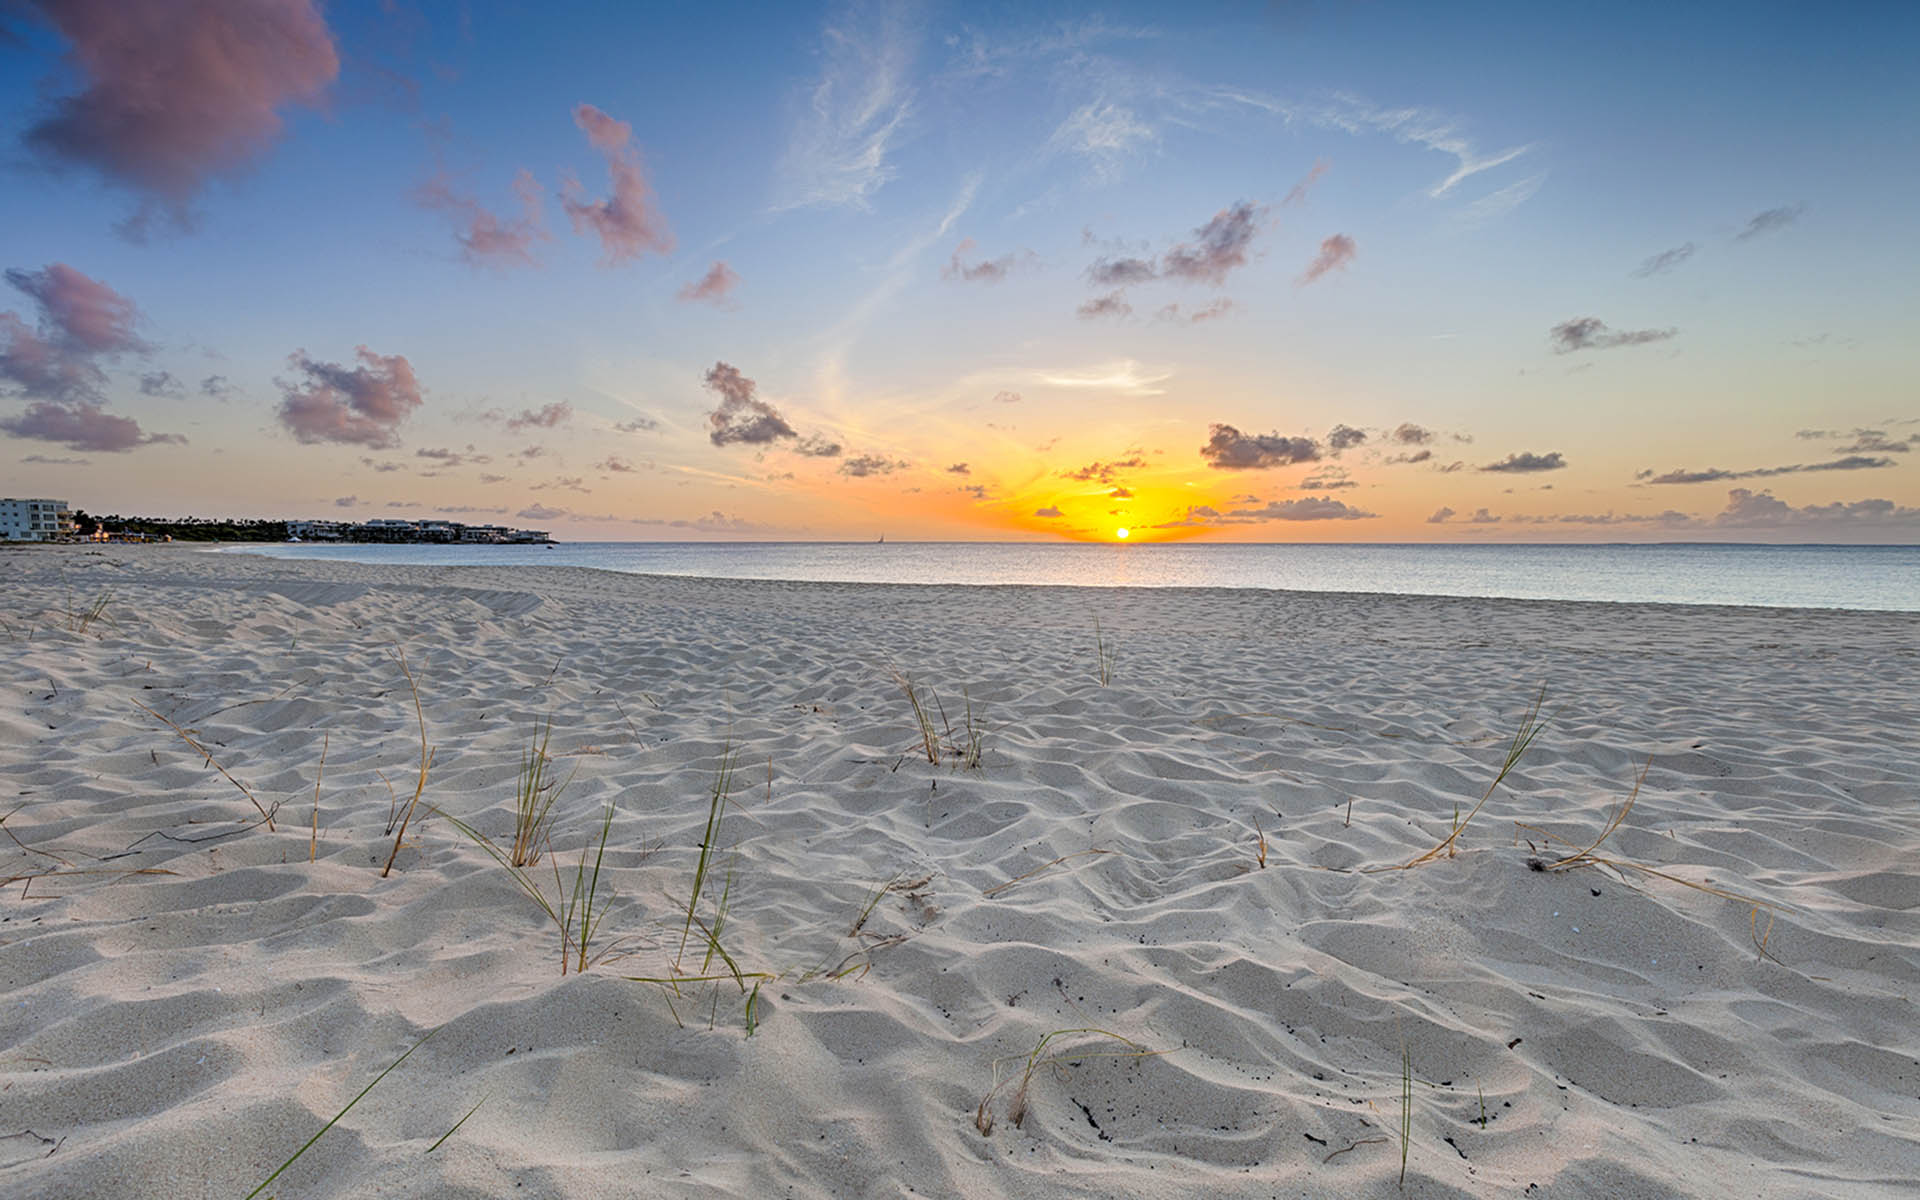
[3, 546, 1916, 1197]
[182, 538, 1920, 618]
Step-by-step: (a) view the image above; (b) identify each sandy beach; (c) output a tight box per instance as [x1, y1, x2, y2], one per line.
[2, 544, 1916, 1198]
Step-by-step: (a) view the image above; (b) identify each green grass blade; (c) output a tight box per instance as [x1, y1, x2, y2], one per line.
[245, 1028, 436, 1199]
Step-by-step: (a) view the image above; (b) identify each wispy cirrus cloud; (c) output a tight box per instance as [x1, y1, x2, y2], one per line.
[775, 4, 915, 211]
[20, 0, 339, 236]
[1282, 159, 1328, 206]
[1035, 360, 1169, 394]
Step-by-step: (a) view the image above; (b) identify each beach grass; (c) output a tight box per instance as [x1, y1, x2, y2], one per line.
[975, 1027, 1159, 1136]
[131, 696, 278, 831]
[890, 667, 941, 764]
[1376, 685, 1547, 871]
[439, 798, 620, 975]
[508, 718, 574, 868]
[64, 586, 114, 635]
[244, 1029, 435, 1199]
[1093, 616, 1115, 686]
[380, 648, 435, 878]
[677, 746, 738, 970]
[1520, 756, 1788, 961]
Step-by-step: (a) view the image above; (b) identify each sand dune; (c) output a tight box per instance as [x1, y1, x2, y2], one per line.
[2, 544, 1916, 1198]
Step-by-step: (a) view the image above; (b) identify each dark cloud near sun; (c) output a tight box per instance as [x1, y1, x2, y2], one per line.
[704, 361, 795, 447]
[1326, 424, 1366, 453]
[1064, 455, 1146, 483]
[1200, 423, 1321, 469]
[1549, 317, 1677, 354]
[839, 453, 906, 477]
[1714, 487, 1918, 529]
[276, 346, 423, 448]
[1481, 451, 1566, 473]
[795, 433, 843, 458]
[1643, 455, 1893, 484]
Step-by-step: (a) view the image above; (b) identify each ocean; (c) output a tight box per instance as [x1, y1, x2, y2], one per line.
[227, 541, 1920, 613]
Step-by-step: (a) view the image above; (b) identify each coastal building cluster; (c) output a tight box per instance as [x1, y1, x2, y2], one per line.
[287, 518, 552, 544]
[0, 499, 550, 544]
[0, 498, 74, 542]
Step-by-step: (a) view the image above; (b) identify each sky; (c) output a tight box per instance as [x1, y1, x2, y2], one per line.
[2, 0, 1916, 543]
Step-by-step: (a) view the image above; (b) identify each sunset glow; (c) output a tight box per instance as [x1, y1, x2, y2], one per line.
[2, 4, 1913, 542]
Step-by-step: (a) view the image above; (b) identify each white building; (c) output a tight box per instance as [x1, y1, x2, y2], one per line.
[0, 498, 73, 542]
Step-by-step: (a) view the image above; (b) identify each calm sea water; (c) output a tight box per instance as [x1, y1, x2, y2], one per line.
[228, 541, 1920, 613]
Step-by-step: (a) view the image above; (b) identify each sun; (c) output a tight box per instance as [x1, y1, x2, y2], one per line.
[1115, 527, 1130, 539]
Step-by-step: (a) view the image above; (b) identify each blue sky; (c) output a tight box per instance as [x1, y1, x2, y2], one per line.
[2, 1, 1915, 540]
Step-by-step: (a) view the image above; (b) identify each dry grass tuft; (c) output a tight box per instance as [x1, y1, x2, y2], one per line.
[131, 697, 277, 831]
[1519, 756, 1788, 962]
[975, 1027, 1161, 1136]
[1373, 686, 1547, 871]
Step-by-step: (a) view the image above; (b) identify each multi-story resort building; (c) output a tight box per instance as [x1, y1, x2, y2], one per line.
[0, 498, 74, 542]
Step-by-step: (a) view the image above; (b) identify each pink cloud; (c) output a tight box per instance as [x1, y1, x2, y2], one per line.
[1299, 234, 1356, 285]
[1, 400, 184, 452]
[4, 263, 147, 353]
[562, 103, 672, 264]
[276, 346, 423, 448]
[678, 261, 740, 305]
[419, 168, 547, 267]
[1283, 160, 1329, 206]
[23, 0, 339, 231]
[1, 263, 148, 400]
